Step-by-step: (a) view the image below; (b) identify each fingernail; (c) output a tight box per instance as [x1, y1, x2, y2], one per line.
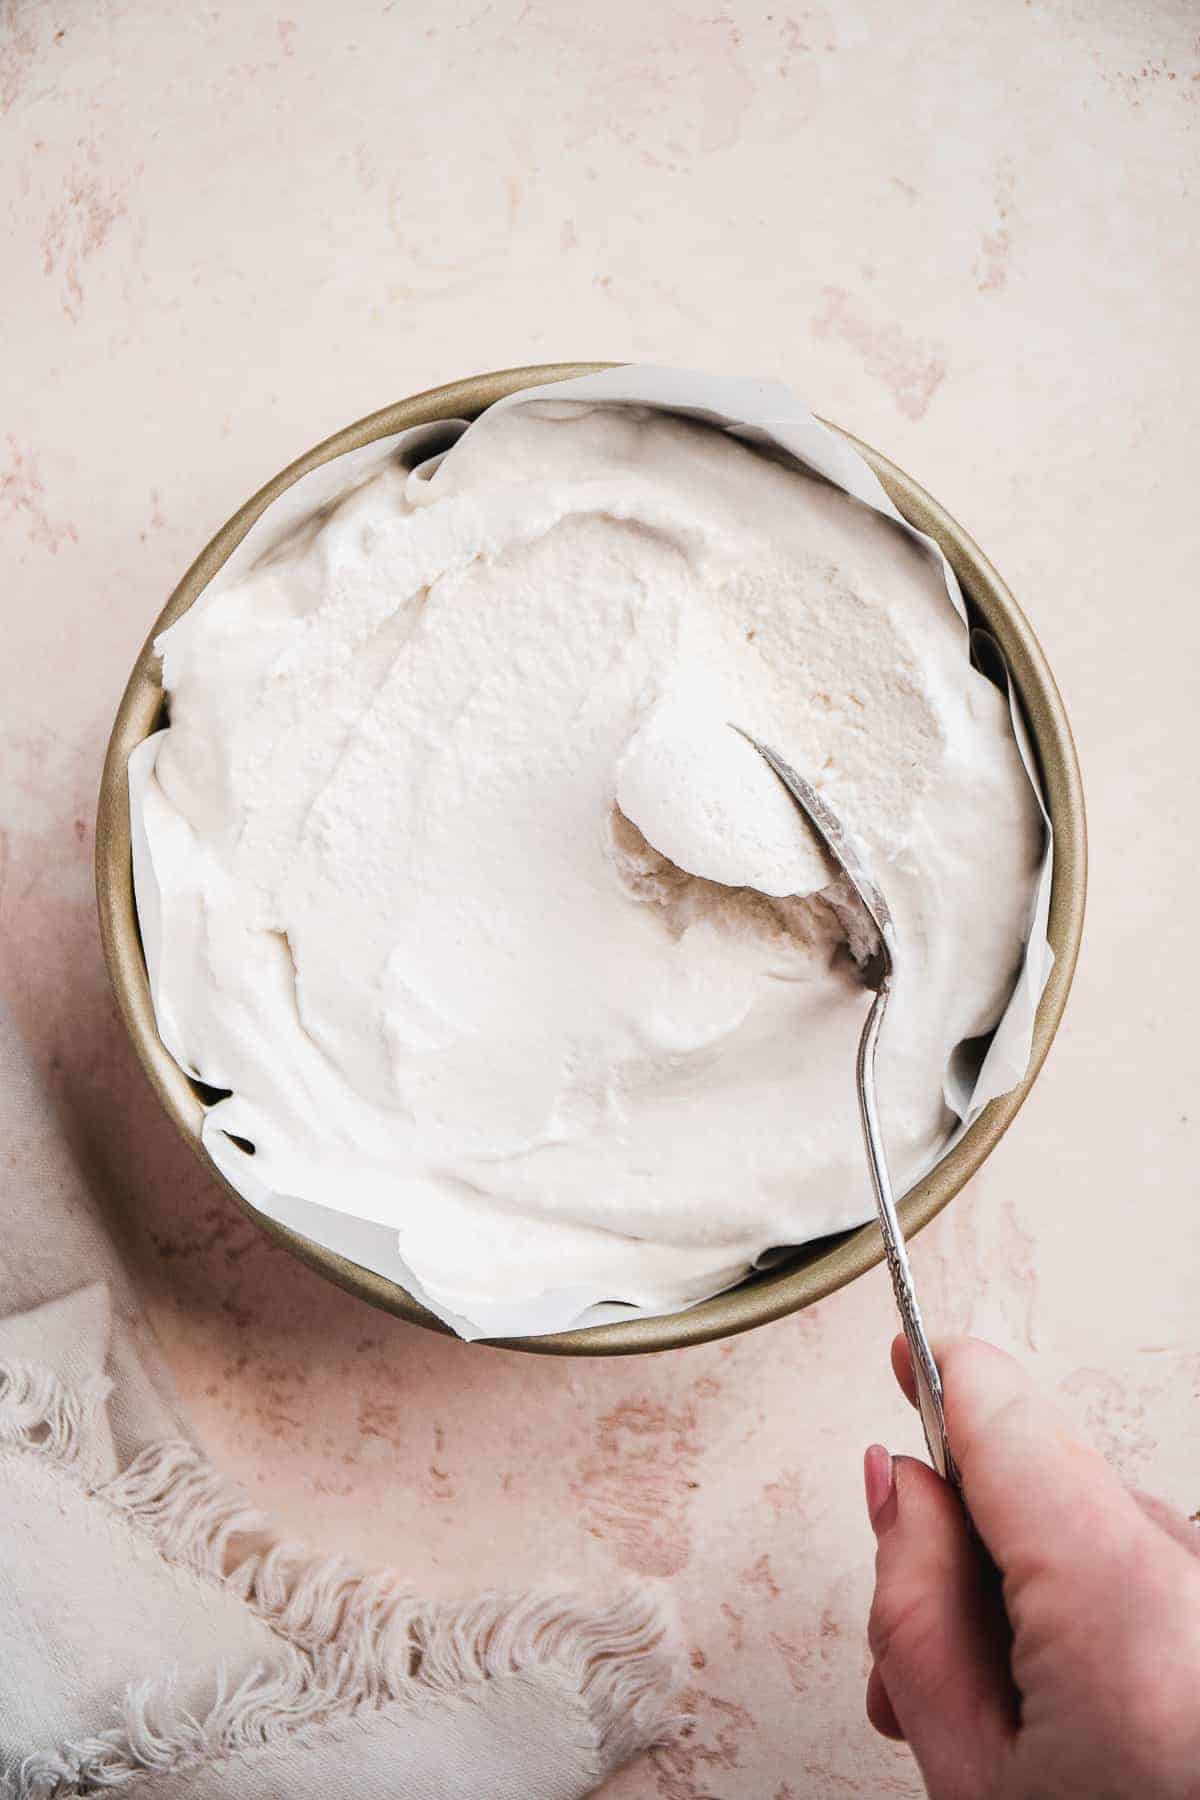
[864, 1444, 895, 1535]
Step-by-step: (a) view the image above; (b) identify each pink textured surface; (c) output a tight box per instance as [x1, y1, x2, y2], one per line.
[3, 3, 1199, 1793]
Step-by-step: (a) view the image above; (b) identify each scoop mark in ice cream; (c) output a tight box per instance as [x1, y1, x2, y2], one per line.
[138, 402, 1041, 1316]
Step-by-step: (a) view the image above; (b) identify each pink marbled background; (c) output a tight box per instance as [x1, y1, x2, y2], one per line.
[3, 2, 1199, 1794]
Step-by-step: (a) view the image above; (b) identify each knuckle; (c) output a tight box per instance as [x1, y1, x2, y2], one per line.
[867, 1580, 937, 1673]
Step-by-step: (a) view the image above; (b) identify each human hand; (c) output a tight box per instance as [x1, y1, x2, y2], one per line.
[863, 1335, 1200, 1799]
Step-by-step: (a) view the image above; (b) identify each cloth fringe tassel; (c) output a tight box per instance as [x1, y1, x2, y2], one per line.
[0, 1364, 679, 1796]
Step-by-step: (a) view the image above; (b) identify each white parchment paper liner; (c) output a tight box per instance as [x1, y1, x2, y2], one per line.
[130, 367, 1055, 1340]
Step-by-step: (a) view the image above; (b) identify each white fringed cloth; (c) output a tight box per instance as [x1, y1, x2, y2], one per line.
[0, 1005, 678, 1797]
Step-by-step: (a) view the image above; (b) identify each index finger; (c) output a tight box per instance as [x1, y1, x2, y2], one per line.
[893, 1335, 1153, 1593]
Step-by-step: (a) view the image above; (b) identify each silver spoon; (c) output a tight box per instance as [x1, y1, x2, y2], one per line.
[734, 729, 959, 1490]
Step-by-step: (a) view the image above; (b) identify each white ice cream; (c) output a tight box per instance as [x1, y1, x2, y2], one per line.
[138, 400, 1042, 1317]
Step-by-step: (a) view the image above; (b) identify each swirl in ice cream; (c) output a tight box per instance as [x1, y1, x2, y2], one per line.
[137, 400, 1042, 1317]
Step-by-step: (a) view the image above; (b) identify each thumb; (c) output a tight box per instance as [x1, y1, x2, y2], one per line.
[1132, 1487, 1200, 1559]
[866, 1447, 1016, 1799]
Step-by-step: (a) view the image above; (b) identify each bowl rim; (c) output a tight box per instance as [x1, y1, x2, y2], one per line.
[95, 361, 1087, 1355]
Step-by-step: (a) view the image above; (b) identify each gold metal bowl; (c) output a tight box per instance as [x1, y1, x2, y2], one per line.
[96, 363, 1087, 1355]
